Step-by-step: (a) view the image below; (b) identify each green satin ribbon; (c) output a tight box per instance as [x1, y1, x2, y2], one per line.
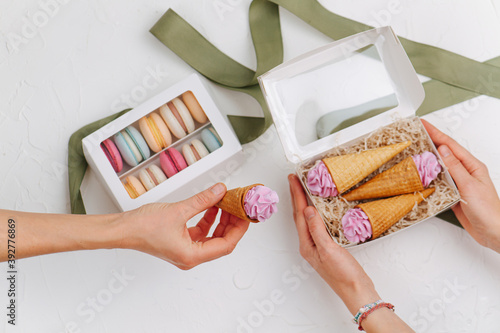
[150, 0, 282, 143]
[68, 0, 497, 229]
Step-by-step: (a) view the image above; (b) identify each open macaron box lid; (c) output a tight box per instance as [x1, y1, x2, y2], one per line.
[258, 26, 460, 247]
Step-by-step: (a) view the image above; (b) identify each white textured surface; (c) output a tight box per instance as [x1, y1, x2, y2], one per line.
[1, 1, 500, 332]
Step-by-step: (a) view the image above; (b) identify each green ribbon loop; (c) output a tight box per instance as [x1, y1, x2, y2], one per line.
[224, 84, 275, 143]
[150, 10, 256, 88]
[150, 0, 283, 143]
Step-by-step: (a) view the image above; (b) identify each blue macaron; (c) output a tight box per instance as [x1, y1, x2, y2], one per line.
[113, 126, 151, 167]
[200, 128, 222, 153]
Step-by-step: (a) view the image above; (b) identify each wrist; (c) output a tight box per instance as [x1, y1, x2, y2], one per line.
[336, 279, 380, 316]
[492, 216, 500, 253]
[76, 212, 127, 251]
[488, 237, 500, 253]
[115, 208, 150, 252]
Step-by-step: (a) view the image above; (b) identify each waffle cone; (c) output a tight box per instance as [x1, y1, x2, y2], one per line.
[357, 188, 434, 239]
[215, 184, 263, 223]
[343, 156, 424, 201]
[322, 141, 411, 194]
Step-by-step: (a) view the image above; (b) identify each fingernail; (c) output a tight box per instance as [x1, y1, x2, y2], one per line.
[304, 207, 316, 220]
[210, 183, 225, 195]
[439, 145, 451, 158]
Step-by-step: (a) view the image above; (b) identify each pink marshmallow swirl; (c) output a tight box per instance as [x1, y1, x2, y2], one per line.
[306, 161, 339, 197]
[412, 152, 442, 187]
[342, 208, 372, 243]
[244, 185, 279, 222]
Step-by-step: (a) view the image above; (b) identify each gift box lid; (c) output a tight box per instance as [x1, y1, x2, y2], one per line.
[258, 26, 425, 164]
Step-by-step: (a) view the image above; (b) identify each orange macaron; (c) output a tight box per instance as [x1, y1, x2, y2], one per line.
[139, 112, 172, 153]
[123, 175, 147, 199]
[182, 91, 208, 124]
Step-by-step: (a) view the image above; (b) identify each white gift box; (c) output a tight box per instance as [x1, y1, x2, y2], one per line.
[259, 27, 460, 247]
[82, 74, 242, 212]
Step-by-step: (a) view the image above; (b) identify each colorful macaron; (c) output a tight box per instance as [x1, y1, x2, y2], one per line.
[101, 139, 123, 173]
[123, 175, 146, 199]
[139, 165, 167, 191]
[160, 98, 195, 139]
[114, 126, 151, 167]
[182, 139, 210, 166]
[160, 148, 188, 178]
[209, 128, 222, 144]
[182, 91, 208, 124]
[201, 128, 222, 152]
[139, 112, 172, 153]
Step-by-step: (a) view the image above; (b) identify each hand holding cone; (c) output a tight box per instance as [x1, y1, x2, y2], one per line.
[215, 184, 279, 222]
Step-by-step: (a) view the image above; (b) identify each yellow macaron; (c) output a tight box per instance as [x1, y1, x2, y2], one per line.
[139, 112, 172, 153]
[123, 175, 146, 199]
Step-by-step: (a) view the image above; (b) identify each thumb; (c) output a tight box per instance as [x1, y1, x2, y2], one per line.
[178, 183, 227, 220]
[304, 206, 334, 248]
[438, 145, 473, 190]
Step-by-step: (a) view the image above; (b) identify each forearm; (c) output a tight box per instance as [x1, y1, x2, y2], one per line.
[0, 209, 127, 261]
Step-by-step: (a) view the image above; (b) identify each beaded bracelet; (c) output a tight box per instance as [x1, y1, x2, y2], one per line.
[353, 300, 395, 331]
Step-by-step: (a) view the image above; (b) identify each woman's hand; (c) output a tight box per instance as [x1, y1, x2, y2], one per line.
[122, 183, 251, 270]
[288, 174, 414, 332]
[288, 174, 378, 314]
[422, 119, 500, 252]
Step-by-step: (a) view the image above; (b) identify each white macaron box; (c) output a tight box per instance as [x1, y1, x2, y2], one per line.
[258, 27, 460, 247]
[82, 74, 242, 211]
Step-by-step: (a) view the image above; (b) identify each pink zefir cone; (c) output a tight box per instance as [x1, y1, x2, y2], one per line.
[342, 188, 435, 243]
[343, 152, 442, 201]
[342, 208, 372, 243]
[306, 161, 339, 198]
[244, 185, 279, 222]
[306, 141, 413, 198]
[216, 184, 279, 222]
[412, 152, 442, 187]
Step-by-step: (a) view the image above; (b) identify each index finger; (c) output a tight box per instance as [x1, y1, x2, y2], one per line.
[188, 207, 219, 241]
[193, 214, 250, 263]
[212, 210, 248, 238]
[421, 119, 485, 176]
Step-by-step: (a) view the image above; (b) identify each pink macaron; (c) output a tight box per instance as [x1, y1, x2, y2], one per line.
[160, 147, 188, 178]
[101, 139, 123, 173]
